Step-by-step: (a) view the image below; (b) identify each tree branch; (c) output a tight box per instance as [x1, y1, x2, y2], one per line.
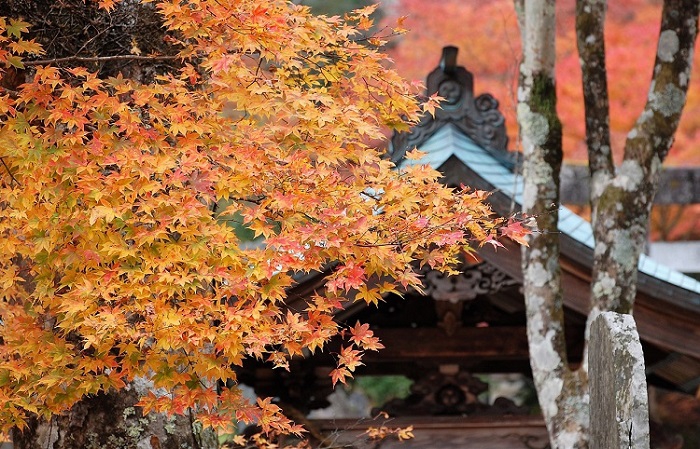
[588, 0, 699, 315]
[0, 157, 20, 186]
[516, 2, 590, 446]
[22, 54, 181, 66]
[625, 0, 700, 168]
[575, 0, 613, 205]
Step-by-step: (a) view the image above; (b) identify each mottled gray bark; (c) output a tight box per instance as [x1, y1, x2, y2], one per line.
[575, 0, 614, 209]
[11, 380, 218, 449]
[516, 0, 699, 448]
[585, 0, 700, 316]
[516, 1, 589, 447]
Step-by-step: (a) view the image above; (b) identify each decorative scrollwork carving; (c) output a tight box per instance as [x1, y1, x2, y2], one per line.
[474, 93, 499, 112]
[438, 79, 462, 108]
[377, 367, 527, 417]
[418, 262, 518, 303]
[389, 47, 511, 165]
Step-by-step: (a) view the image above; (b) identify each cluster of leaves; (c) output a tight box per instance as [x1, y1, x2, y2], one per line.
[222, 411, 413, 449]
[330, 322, 383, 386]
[364, 422, 414, 443]
[0, 0, 513, 435]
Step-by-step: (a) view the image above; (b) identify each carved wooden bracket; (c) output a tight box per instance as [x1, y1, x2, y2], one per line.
[377, 366, 527, 417]
[416, 261, 518, 335]
[421, 262, 518, 303]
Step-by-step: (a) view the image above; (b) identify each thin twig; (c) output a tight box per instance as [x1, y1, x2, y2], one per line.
[0, 157, 19, 186]
[23, 54, 181, 66]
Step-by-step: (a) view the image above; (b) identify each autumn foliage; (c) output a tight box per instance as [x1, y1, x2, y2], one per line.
[0, 0, 510, 435]
[384, 0, 700, 165]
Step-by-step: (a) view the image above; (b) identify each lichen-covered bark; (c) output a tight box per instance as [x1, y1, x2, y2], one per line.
[516, 1, 589, 447]
[575, 0, 614, 208]
[516, 0, 699, 448]
[587, 0, 699, 316]
[11, 380, 218, 449]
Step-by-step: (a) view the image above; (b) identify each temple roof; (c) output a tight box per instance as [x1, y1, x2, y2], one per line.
[383, 46, 700, 393]
[241, 49, 700, 441]
[397, 123, 700, 298]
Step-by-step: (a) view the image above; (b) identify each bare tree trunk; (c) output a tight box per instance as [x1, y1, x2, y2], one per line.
[515, 1, 589, 447]
[585, 0, 700, 318]
[11, 380, 218, 449]
[516, 0, 700, 447]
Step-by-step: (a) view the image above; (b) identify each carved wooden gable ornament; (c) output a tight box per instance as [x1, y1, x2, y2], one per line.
[389, 46, 515, 169]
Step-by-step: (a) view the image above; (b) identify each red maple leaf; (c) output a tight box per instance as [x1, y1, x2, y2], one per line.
[349, 321, 384, 351]
[501, 219, 531, 246]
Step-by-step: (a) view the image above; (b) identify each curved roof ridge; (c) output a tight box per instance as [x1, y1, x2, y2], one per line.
[398, 124, 700, 297]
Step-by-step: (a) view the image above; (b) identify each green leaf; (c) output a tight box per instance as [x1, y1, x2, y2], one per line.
[0, 369, 10, 387]
[6, 55, 25, 69]
[6, 19, 30, 38]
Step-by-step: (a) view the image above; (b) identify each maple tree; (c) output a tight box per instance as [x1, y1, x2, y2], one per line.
[0, 0, 513, 443]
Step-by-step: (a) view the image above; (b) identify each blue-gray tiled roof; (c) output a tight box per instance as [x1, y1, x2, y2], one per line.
[399, 124, 700, 296]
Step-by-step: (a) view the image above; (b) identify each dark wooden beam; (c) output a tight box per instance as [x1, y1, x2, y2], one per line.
[312, 415, 546, 430]
[646, 353, 700, 393]
[476, 228, 700, 362]
[311, 416, 549, 449]
[360, 326, 530, 363]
